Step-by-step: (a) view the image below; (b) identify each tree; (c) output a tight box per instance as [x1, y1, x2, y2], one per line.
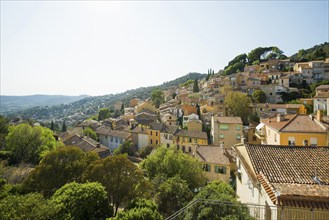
[50, 120, 54, 131]
[225, 92, 252, 124]
[82, 154, 145, 216]
[151, 89, 165, 108]
[156, 175, 193, 216]
[5, 124, 57, 164]
[139, 145, 154, 159]
[98, 108, 111, 121]
[140, 146, 205, 191]
[23, 146, 99, 197]
[252, 90, 267, 103]
[51, 182, 112, 219]
[193, 79, 199, 93]
[113, 140, 137, 157]
[0, 115, 9, 148]
[61, 120, 67, 132]
[185, 181, 253, 220]
[110, 198, 163, 220]
[0, 193, 57, 220]
[82, 127, 97, 141]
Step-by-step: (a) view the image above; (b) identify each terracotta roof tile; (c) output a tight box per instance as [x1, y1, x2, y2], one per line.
[195, 146, 230, 165]
[215, 116, 243, 124]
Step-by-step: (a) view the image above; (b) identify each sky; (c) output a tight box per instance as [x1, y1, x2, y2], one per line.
[1, 1, 328, 96]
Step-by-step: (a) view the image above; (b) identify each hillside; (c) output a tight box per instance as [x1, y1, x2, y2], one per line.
[7, 72, 206, 124]
[290, 42, 329, 62]
[0, 95, 89, 115]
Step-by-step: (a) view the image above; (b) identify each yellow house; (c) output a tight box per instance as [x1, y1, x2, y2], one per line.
[186, 119, 202, 132]
[194, 146, 231, 182]
[256, 114, 327, 146]
[252, 103, 307, 115]
[174, 130, 208, 152]
[148, 123, 161, 147]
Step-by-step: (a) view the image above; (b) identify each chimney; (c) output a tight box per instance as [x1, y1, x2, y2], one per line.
[316, 110, 323, 122]
[276, 114, 284, 122]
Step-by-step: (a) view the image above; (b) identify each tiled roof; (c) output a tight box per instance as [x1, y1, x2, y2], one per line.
[316, 85, 329, 90]
[314, 92, 329, 98]
[175, 130, 208, 139]
[239, 144, 329, 209]
[215, 116, 243, 124]
[95, 125, 112, 135]
[261, 114, 296, 131]
[280, 115, 326, 133]
[63, 134, 110, 158]
[131, 125, 148, 134]
[246, 144, 329, 185]
[150, 122, 178, 134]
[195, 146, 230, 165]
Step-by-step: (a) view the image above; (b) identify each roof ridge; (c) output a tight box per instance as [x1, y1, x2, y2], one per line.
[278, 114, 298, 131]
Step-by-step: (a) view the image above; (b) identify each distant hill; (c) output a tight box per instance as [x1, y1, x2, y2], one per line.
[7, 72, 206, 124]
[0, 95, 89, 115]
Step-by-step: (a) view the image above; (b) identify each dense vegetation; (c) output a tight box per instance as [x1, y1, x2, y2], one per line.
[290, 42, 329, 62]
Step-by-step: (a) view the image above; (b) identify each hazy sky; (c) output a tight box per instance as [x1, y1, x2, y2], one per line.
[1, 1, 328, 96]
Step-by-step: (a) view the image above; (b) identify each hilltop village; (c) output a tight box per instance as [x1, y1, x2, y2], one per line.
[1, 56, 329, 219]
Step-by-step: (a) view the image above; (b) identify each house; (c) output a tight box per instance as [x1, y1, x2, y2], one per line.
[134, 111, 158, 126]
[63, 134, 111, 158]
[235, 144, 329, 219]
[255, 114, 328, 146]
[193, 146, 231, 182]
[182, 113, 199, 127]
[251, 103, 307, 117]
[131, 125, 149, 149]
[161, 112, 177, 126]
[174, 130, 208, 153]
[314, 85, 329, 113]
[261, 85, 288, 104]
[180, 104, 198, 116]
[211, 116, 243, 149]
[279, 75, 289, 88]
[96, 126, 131, 151]
[148, 122, 162, 147]
[135, 101, 157, 114]
[186, 119, 202, 132]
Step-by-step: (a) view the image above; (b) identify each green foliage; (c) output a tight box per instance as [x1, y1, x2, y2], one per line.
[180, 79, 194, 87]
[82, 127, 97, 141]
[252, 90, 267, 103]
[139, 145, 154, 159]
[310, 79, 329, 97]
[0, 193, 57, 220]
[23, 146, 99, 197]
[50, 120, 54, 131]
[223, 54, 247, 75]
[82, 154, 145, 216]
[5, 124, 56, 164]
[291, 42, 329, 62]
[151, 89, 165, 108]
[248, 113, 260, 124]
[279, 91, 301, 103]
[113, 140, 137, 157]
[225, 92, 252, 124]
[61, 120, 67, 132]
[193, 79, 199, 93]
[140, 146, 206, 191]
[51, 182, 112, 219]
[98, 108, 111, 121]
[111, 198, 163, 220]
[247, 46, 284, 64]
[156, 175, 193, 216]
[185, 181, 254, 220]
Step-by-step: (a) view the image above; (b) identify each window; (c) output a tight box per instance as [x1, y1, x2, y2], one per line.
[236, 134, 241, 140]
[219, 134, 224, 139]
[188, 147, 192, 152]
[115, 137, 118, 143]
[167, 143, 170, 148]
[182, 146, 186, 152]
[203, 164, 211, 172]
[288, 137, 295, 146]
[150, 131, 153, 135]
[156, 132, 158, 136]
[156, 140, 158, 145]
[310, 138, 317, 146]
[236, 125, 240, 130]
[169, 116, 172, 120]
[177, 145, 180, 150]
[219, 124, 229, 130]
[194, 138, 197, 143]
[189, 138, 192, 143]
[150, 139, 153, 144]
[215, 166, 227, 174]
[274, 134, 277, 142]
[111, 137, 113, 142]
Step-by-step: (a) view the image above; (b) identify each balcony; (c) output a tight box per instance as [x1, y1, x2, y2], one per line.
[255, 130, 266, 140]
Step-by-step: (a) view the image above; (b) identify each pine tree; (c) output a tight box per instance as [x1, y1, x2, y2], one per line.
[62, 120, 67, 132]
[193, 79, 199, 93]
[50, 120, 54, 131]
